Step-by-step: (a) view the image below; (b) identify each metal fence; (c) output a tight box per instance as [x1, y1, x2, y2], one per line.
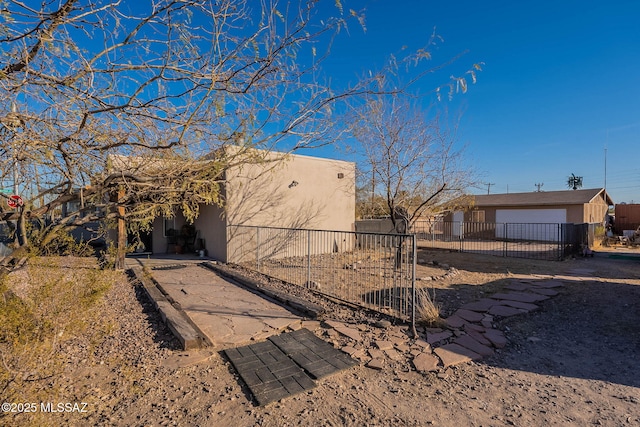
[227, 225, 417, 324]
[412, 220, 591, 260]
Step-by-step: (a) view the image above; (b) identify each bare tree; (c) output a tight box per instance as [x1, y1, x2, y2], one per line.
[350, 95, 474, 232]
[0, 0, 376, 260]
[0, 1, 480, 270]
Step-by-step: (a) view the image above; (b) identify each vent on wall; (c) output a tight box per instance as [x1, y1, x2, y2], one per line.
[337, 173, 344, 179]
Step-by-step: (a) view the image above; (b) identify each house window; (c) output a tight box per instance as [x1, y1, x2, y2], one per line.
[471, 210, 485, 223]
[163, 217, 175, 237]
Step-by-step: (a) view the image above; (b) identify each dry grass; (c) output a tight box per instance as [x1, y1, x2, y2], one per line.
[0, 257, 121, 426]
[415, 287, 446, 328]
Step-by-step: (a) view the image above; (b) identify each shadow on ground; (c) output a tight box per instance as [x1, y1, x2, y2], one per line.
[481, 278, 640, 388]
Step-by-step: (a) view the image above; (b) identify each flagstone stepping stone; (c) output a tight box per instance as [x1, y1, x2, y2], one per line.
[454, 309, 485, 323]
[491, 292, 548, 303]
[444, 314, 466, 329]
[464, 323, 486, 333]
[426, 330, 453, 345]
[496, 300, 539, 311]
[374, 340, 394, 351]
[434, 343, 481, 368]
[366, 358, 385, 370]
[483, 329, 507, 348]
[333, 326, 362, 342]
[533, 280, 565, 288]
[488, 305, 527, 317]
[412, 352, 440, 373]
[504, 282, 531, 291]
[454, 335, 495, 357]
[460, 298, 498, 312]
[527, 287, 559, 296]
[466, 329, 492, 346]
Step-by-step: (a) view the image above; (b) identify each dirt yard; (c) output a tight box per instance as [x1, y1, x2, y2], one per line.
[3, 249, 639, 426]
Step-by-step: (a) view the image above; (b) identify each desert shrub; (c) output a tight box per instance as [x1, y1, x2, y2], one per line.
[27, 225, 94, 257]
[0, 259, 119, 425]
[415, 287, 446, 328]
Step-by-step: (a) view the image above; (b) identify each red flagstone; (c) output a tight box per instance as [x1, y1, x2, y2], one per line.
[412, 352, 440, 373]
[445, 314, 466, 329]
[375, 340, 394, 351]
[466, 329, 491, 346]
[464, 323, 486, 333]
[454, 309, 485, 323]
[454, 335, 495, 357]
[334, 326, 362, 342]
[505, 283, 530, 291]
[533, 280, 565, 288]
[491, 292, 548, 303]
[426, 330, 453, 345]
[434, 343, 481, 368]
[460, 298, 498, 312]
[483, 329, 507, 348]
[488, 305, 526, 317]
[497, 300, 539, 311]
[528, 287, 559, 296]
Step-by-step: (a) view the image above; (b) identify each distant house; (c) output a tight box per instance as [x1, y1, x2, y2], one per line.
[148, 149, 355, 261]
[445, 188, 614, 225]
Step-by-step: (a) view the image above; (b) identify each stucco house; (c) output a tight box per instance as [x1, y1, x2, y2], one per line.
[445, 188, 613, 225]
[148, 149, 355, 261]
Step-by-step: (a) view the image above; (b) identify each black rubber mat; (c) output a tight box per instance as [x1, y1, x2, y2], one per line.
[224, 329, 357, 406]
[268, 328, 358, 379]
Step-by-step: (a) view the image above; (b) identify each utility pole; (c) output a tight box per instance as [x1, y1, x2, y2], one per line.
[535, 183, 544, 192]
[485, 182, 495, 195]
[604, 147, 607, 190]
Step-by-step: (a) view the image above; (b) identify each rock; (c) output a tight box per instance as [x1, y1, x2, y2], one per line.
[366, 358, 385, 370]
[375, 340, 394, 351]
[412, 353, 440, 373]
[373, 319, 392, 328]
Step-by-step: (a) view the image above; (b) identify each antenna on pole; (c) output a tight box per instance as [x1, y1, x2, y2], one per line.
[535, 183, 544, 192]
[485, 182, 495, 195]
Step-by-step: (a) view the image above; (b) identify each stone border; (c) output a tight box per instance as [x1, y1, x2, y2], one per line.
[313, 278, 566, 373]
[128, 266, 210, 350]
[201, 261, 326, 319]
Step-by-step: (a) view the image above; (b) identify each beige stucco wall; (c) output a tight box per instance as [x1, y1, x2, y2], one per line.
[225, 152, 355, 231]
[148, 150, 355, 261]
[195, 203, 227, 260]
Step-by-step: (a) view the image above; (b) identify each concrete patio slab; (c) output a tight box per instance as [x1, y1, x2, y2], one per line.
[139, 262, 304, 349]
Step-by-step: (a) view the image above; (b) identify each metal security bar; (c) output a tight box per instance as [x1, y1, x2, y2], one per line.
[412, 220, 565, 261]
[227, 225, 417, 325]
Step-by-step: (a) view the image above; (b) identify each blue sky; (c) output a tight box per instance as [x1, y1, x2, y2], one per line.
[308, 0, 640, 203]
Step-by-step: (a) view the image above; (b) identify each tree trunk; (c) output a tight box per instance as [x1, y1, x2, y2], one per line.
[16, 206, 28, 247]
[115, 188, 126, 270]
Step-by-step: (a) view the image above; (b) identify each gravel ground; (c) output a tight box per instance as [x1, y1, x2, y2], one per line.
[3, 250, 640, 426]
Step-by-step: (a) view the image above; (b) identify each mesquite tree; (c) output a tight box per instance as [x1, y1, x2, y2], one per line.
[0, 0, 370, 256]
[350, 95, 475, 232]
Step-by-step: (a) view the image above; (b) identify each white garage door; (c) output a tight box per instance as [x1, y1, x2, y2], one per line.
[496, 209, 565, 241]
[496, 209, 566, 224]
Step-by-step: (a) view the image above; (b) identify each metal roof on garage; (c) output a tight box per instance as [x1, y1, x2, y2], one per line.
[469, 188, 614, 207]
